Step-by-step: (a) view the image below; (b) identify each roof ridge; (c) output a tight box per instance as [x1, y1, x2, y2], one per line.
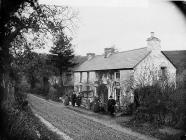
[163, 50, 186, 52]
[74, 47, 151, 71]
[93, 47, 148, 57]
[115, 47, 147, 54]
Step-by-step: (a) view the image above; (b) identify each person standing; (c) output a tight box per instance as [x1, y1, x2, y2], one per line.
[71, 92, 77, 107]
[64, 95, 69, 106]
[76, 93, 82, 107]
[108, 96, 116, 116]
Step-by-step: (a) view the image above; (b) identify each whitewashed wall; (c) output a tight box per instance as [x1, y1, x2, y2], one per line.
[120, 70, 134, 93]
[134, 50, 176, 87]
[119, 70, 134, 103]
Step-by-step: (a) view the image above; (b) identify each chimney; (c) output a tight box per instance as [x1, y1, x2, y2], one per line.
[147, 32, 161, 51]
[104, 47, 115, 58]
[86, 53, 95, 60]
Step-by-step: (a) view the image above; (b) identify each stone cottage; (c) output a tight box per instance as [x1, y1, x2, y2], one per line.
[73, 32, 176, 108]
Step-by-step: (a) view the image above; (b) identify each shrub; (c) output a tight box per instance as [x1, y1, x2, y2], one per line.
[30, 87, 46, 96]
[47, 85, 61, 101]
[133, 83, 186, 128]
[0, 88, 60, 140]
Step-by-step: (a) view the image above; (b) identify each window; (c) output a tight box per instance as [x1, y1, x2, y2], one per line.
[161, 67, 167, 80]
[116, 89, 120, 102]
[115, 71, 120, 79]
[86, 85, 90, 91]
[79, 85, 82, 92]
[80, 72, 82, 83]
[87, 72, 89, 83]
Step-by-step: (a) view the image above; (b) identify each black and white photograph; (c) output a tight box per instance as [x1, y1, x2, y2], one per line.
[0, 0, 186, 139]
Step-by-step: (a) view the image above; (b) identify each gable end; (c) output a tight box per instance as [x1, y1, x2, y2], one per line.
[161, 51, 177, 69]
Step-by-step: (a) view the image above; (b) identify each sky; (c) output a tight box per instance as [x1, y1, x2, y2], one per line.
[39, 0, 186, 56]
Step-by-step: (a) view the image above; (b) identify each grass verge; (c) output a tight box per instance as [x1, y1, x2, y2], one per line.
[116, 117, 185, 140]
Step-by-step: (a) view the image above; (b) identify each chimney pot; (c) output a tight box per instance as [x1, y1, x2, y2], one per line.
[104, 47, 115, 58]
[147, 32, 161, 51]
[87, 53, 95, 60]
[151, 32, 154, 37]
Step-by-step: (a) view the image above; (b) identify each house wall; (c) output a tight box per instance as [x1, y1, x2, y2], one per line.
[74, 71, 96, 94]
[134, 51, 176, 87]
[62, 72, 74, 86]
[74, 71, 96, 84]
[120, 70, 134, 92]
[119, 70, 134, 103]
[74, 70, 134, 104]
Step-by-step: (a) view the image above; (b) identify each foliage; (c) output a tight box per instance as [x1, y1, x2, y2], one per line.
[133, 83, 186, 129]
[0, 84, 60, 140]
[49, 33, 75, 77]
[25, 53, 56, 88]
[47, 85, 60, 101]
[1, 0, 77, 89]
[177, 69, 186, 89]
[3, 102, 61, 140]
[48, 32, 76, 101]
[0, 0, 77, 139]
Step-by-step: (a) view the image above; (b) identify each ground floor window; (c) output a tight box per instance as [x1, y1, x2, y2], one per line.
[116, 89, 120, 103]
[79, 85, 82, 92]
[86, 85, 90, 91]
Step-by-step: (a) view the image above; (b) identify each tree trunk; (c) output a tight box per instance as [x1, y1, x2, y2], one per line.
[43, 76, 49, 96]
[30, 75, 36, 90]
[59, 72, 65, 96]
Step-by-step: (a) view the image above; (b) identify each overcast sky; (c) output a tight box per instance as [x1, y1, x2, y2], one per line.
[39, 0, 186, 56]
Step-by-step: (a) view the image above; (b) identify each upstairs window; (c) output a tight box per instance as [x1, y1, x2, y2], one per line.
[115, 71, 120, 80]
[86, 85, 90, 91]
[79, 85, 82, 92]
[80, 72, 82, 83]
[161, 67, 167, 81]
[87, 72, 90, 83]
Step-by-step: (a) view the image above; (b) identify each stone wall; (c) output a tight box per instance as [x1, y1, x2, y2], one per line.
[134, 50, 176, 87]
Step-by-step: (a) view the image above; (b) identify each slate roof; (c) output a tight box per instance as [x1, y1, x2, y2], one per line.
[74, 47, 151, 72]
[162, 50, 186, 73]
[70, 55, 87, 71]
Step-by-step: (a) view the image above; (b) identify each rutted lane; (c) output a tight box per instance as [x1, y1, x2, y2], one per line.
[28, 94, 156, 140]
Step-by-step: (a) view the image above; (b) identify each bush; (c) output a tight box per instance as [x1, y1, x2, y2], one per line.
[47, 85, 61, 101]
[2, 107, 60, 140]
[0, 89, 60, 140]
[133, 83, 186, 128]
[30, 87, 46, 96]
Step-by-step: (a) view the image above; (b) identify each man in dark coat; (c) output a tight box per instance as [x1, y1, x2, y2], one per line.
[108, 96, 116, 116]
[76, 93, 82, 107]
[64, 95, 69, 106]
[71, 92, 77, 107]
